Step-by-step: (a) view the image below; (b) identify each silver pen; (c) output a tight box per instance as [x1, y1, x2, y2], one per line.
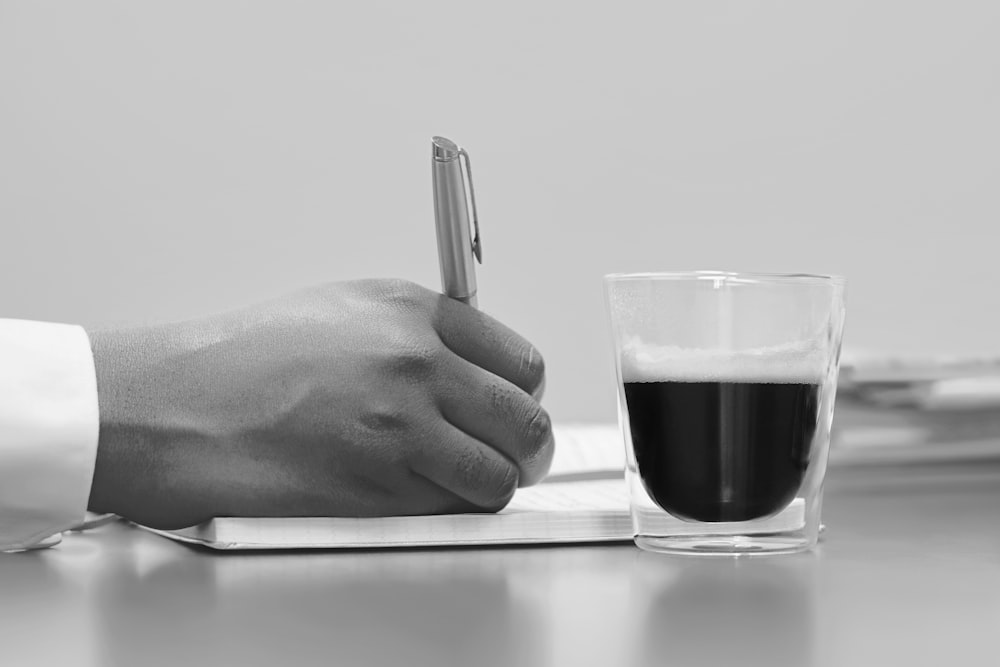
[431, 136, 482, 308]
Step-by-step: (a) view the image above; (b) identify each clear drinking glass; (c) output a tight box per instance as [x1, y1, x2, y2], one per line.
[604, 271, 846, 555]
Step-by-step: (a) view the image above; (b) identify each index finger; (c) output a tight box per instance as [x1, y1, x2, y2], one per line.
[431, 295, 545, 397]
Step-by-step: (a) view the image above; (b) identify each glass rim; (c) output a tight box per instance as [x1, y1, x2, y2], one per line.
[603, 270, 846, 286]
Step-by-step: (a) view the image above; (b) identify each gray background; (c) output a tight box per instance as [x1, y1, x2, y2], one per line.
[2, 1, 997, 422]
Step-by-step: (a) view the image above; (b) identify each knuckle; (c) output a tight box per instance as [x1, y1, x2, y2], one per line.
[386, 341, 439, 380]
[465, 456, 518, 511]
[358, 402, 412, 435]
[376, 278, 428, 310]
[503, 335, 545, 391]
[520, 403, 554, 465]
[488, 381, 512, 414]
[487, 463, 520, 510]
[521, 345, 546, 388]
[487, 384, 553, 469]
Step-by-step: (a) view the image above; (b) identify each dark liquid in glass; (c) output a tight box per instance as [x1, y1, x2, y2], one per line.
[624, 380, 820, 522]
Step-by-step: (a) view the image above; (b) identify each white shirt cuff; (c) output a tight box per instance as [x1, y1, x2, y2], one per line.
[0, 319, 99, 551]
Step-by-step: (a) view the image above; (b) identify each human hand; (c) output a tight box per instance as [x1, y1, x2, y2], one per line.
[87, 279, 552, 529]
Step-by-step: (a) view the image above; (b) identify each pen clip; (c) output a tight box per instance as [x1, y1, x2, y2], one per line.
[458, 147, 482, 263]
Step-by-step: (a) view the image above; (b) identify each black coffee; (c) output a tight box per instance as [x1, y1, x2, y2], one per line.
[624, 380, 819, 522]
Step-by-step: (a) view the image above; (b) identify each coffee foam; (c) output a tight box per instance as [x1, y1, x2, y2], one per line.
[621, 339, 827, 384]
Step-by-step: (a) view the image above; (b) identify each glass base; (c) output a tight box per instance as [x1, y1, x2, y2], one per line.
[634, 533, 812, 557]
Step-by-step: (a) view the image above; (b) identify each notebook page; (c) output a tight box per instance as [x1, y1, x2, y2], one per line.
[505, 478, 628, 512]
[159, 480, 633, 549]
[548, 424, 625, 480]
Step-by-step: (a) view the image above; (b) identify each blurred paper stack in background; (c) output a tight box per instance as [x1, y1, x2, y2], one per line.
[832, 352, 1000, 468]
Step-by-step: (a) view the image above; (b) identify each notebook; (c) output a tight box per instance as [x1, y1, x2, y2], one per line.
[149, 425, 804, 550]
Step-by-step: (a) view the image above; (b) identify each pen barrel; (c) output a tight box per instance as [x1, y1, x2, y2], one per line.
[432, 157, 478, 301]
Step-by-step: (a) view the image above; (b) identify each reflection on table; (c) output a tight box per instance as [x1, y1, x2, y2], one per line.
[1, 464, 999, 667]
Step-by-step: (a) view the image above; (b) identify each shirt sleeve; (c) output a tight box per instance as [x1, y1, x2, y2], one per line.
[0, 319, 100, 551]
